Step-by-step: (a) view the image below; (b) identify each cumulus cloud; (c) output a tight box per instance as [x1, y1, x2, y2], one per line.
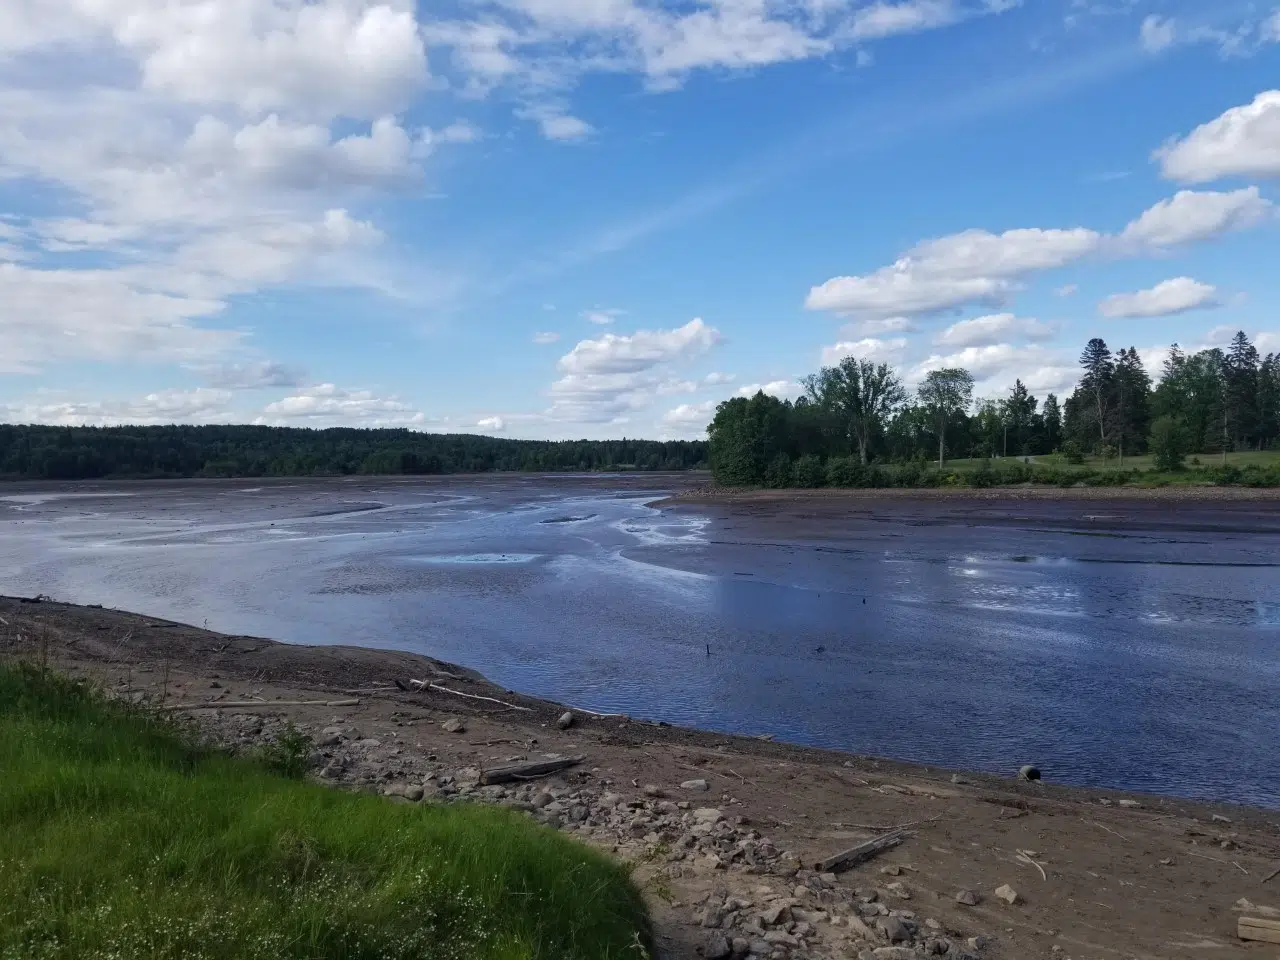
[3, 388, 234, 426]
[662, 400, 717, 426]
[1139, 15, 1177, 53]
[257, 383, 428, 427]
[702, 371, 736, 385]
[1156, 91, 1280, 183]
[805, 227, 1101, 318]
[1098, 277, 1221, 319]
[546, 318, 724, 422]
[807, 189, 1271, 320]
[909, 344, 1064, 384]
[583, 308, 624, 325]
[476, 416, 506, 432]
[735, 380, 803, 400]
[558, 318, 721, 375]
[935, 313, 1056, 348]
[532, 331, 561, 344]
[1053, 283, 1078, 297]
[819, 337, 909, 366]
[520, 105, 594, 141]
[1117, 187, 1273, 249]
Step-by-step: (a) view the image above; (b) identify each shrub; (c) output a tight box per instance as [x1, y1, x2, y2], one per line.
[1061, 441, 1086, 465]
[764, 453, 793, 489]
[824, 456, 863, 488]
[793, 455, 826, 488]
[1149, 416, 1187, 472]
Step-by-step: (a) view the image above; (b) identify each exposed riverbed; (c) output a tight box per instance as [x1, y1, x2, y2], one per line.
[3, 475, 1278, 806]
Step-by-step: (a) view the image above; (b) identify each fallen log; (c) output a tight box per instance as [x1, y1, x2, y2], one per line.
[813, 829, 908, 874]
[1261, 862, 1280, 884]
[479, 756, 584, 785]
[426, 683, 533, 712]
[160, 699, 360, 711]
[1239, 916, 1280, 944]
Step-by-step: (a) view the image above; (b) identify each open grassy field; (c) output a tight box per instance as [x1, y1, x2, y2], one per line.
[0, 664, 651, 960]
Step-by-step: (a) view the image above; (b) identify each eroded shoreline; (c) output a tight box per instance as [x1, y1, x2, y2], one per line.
[3, 595, 1278, 960]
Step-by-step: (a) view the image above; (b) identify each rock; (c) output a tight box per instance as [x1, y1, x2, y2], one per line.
[404, 785, 425, 802]
[382, 783, 405, 797]
[705, 934, 732, 959]
[1017, 765, 1041, 782]
[643, 784, 666, 798]
[701, 905, 726, 928]
[694, 807, 725, 823]
[730, 937, 750, 957]
[880, 865, 902, 877]
[557, 711, 575, 730]
[1212, 813, 1232, 823]
[872, 948, 917, 960]
[441, 718, 465, 734]
[994, 884, 1019, 905]
[877, 916, 910, 944]
[1117, 799, 1142, 809]
[954, 889, 981, 906]
[925, 938, 951, 955]
[682, 778, 711, 792]
[967, 936, 988, 951]
[846, 914, 878, 940]
[760, 903, 790, 926]
[747, 940, 771, 956]
[950, 773, 971, 785]
[884, 881, 911, 900]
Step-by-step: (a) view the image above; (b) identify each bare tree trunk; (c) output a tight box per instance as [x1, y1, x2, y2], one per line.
[938, 416, 945, 469]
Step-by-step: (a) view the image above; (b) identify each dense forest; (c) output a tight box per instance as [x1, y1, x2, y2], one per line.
[709, 332, 1280, 487]
[0, 425, 707, 480]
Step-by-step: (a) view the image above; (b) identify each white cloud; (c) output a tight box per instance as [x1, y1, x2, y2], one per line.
[558, 318, 721, 375]
[702, 371, 736, 385]
[257, 383, 428, 427]
[1053, 283, 1078, 297]
[849, 1, 958, 41]
[819, 337, 909, 366]
[583, 308, 624, 325]
[521, 105, 593, 141]
[910, 343, 1062, 384]
[477, 416, 507, 432]
[3, 388, 234, 426]
[735, 380, 803, 400]
[533, 331, 562, 344]
[662, 400, 717, 426]
[838, 316, 917, 337]
[1098, 277, 1221, 319]
[806, 227, 1100, 317]
[546, 318, 723, 422]
[192, 361, 306, 389]
[1118, 187, 1273, 249]
[935, 313, 1056, 347]
[1156, 91, 1280, 184]
[1139, 15, 1177, 53]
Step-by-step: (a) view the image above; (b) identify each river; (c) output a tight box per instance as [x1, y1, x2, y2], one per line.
[3, 475, 1278, 806]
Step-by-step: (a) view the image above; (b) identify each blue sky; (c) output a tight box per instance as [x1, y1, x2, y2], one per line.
[2, 0, 1279, 438]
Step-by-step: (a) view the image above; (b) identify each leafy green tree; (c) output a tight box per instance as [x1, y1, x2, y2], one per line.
[707, 392, 792, 485]
[801, 357, 906, 465]
[1149, 416, 1188, 471]
[917, 368, 975, 468]
[793, 455, 826, 487]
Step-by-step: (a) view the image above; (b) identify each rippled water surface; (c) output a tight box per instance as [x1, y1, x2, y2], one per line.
[3, 477, 1279, 806]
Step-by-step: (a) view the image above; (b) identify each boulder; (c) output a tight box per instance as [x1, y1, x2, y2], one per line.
[441, 718, 465, 734]
[557, 711, 575, 730]
[994, 884, 1020, 905]
[954, 889, 981, 906]
[682, 778, 710, 792]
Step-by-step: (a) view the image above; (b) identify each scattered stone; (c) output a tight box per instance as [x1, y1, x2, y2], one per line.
[643, 784, 665, 798]
[705, 934, 732, 959]
[761, 903, 790, 926]
[557, 711, 575, 730]
[682, 778, 711, 792]
[994, 884, 1020, 905]
[441, 718, 466, 734]
[880, 865, 902, 877]
[884, 882, 911, 900]
[1117, 799, 1142, 809]
[1212, 813, 1232, 823]
[403, 784, 425, 802]
[1159, 857, 1174, 866]
[1017, 765, 1041, 782]
[694, 807, 724, 823]
[967, 936, 989, 951]
[877, 916, 911, 943]
[872, 947, 917, 959]
[954, 889, 981, 906]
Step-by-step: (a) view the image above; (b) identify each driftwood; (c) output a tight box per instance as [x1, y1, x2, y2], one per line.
[161, 698, 360, 711]
[813, 829, 908, 873]
[1239, 916, 1280, 944]
[1261, 862, 1280, 884]
[479, 756, 584, 785]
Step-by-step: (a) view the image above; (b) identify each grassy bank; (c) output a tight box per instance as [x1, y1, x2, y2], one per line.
[0, 664, 651, 960]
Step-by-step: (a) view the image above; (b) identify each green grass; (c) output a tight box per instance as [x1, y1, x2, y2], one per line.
[0, 664, 652, 960]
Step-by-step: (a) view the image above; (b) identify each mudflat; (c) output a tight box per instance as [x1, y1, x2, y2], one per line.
[3, 595, 1277, 960]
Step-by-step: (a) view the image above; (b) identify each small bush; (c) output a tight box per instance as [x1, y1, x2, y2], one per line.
[257, 723, 314, 779]
[1149, 416, 1187, 472]
[1062, 441, 1086, 465]
[763, 453, 793, 489]
[793, 455, 826, 488]
[824, 456, 863, 488]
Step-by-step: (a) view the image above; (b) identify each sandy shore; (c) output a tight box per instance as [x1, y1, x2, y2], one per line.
[3, 595, 1277, 960]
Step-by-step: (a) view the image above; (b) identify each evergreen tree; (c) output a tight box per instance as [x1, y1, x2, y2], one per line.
[1042, 393, 1062, 452]
[1077, 338, 1115, 454]
[1225, 331, 1261, 449]
[1108, 347, 1152, 465]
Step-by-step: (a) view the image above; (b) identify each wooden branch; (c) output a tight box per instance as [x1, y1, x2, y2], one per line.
[479, 756, 584, 785]
[813, 829, 908, 873]
[426, 683, 533, 712]
[1239, 916, 1280, 944]
[1261, 862, 1280, 884]
[160, 698, 359, 711]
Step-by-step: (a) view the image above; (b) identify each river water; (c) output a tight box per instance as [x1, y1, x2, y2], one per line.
[3, 476, 1279, 807]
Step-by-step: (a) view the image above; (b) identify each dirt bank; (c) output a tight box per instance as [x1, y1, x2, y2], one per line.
[660, 484, 1280, 507]
[3, 596, 1277, 960]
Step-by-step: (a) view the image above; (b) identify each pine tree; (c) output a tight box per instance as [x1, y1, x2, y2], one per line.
[1108, 347, 1152, 466]
[1077, 338, 1114, 454]
[1225, 331, 1261, 449]
[1042, 394, 1061, 452]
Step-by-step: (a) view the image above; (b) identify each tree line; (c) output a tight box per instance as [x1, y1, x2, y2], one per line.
[709, 331, 1280, 486]
[0, 424, 707, 481]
